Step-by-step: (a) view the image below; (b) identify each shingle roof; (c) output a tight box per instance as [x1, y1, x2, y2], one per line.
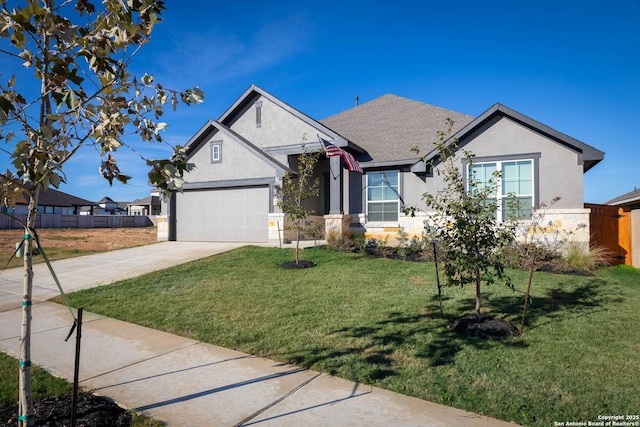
[605, 187, 640, 206]
[17, 187, 95, 207]
[130, 195, 160, 206]
[320, 94, 474, 164]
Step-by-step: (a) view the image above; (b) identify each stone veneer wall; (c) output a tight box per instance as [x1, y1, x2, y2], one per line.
[325, 209, 591, 253]
[157, 215, 169, 241]
[518, 209, 591, 252]
[271, 214, 326, 244]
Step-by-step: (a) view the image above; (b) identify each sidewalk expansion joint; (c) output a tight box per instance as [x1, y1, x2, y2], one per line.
[79, 341, 202, 383]
[232, 372, 322, 427]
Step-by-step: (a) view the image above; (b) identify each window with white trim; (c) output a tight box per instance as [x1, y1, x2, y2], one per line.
[210, 141, 222, 163]
[469, 159, 533, 220]
[367, 171, 400, 222]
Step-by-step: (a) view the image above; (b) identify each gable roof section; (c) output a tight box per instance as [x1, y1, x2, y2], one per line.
[419, 103, 605, 173]
[17, 187, 95, 207]
[129, 195, 160, 206]
[606, 187, 640, 207]
[219, 85, 360, 152]
[184, 119, 293, 175]
[321, 94, 475, 165]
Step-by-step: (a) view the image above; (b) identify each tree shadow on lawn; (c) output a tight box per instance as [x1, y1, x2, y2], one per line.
[283, 345, 398, 382]
[275, 279, 620, 377]
[275, 312, 432, 381]
[479, 277, 624, 332]
[281, 310, 521, 378]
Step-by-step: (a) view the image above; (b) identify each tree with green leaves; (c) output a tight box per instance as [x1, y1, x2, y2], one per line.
[0, 1, 203, 424]
[276, 142, 320, 265]
[419, 120, 516, 319]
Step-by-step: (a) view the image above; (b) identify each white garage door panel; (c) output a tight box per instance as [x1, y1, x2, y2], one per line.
[177, 187, 269, 242]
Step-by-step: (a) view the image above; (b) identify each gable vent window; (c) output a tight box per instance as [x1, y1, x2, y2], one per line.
[210, 140, 222, 164]
[255, 101, 262, 128]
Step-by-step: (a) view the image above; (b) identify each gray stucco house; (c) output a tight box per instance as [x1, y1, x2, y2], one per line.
[160, 85, 604, 246]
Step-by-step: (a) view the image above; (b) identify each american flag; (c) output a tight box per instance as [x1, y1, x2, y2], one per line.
[320, 138, 363, 173]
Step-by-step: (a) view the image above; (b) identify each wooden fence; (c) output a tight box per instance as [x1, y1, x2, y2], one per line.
[586, 203, 632, 266]
[0, 214, 153, 229]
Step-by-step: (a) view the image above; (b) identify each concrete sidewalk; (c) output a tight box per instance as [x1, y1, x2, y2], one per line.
[0, 242, 521, 426]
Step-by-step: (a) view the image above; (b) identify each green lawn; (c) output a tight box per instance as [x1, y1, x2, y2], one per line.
[0, 352, 73, 406]
[57, 246, 640, 427]
[0, 353, 163, 426]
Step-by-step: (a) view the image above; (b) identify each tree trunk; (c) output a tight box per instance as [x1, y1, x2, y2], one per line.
[19, 192, 38, 427]
[519, 262, 536, 334]
[474, 273, 482, 319]
[295, 225, 301, 264]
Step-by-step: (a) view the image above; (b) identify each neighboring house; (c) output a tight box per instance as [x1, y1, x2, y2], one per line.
[2, 187, 95, 215]
[128, 190, 162, 216]
[604, 187, 640, 267]
[606, 187, 640, 211]
[161, 85, 604, 246]
[96, 196, 127, 215]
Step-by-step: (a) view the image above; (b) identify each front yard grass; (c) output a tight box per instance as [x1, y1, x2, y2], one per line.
[0, 353, 163, 426]
[59, 246, 640, 427]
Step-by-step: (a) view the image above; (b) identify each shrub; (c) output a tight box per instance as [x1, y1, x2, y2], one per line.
[563, 243, 612, 272]
[326, 230, 358, 252]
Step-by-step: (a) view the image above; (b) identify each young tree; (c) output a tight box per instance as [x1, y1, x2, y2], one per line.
[276, 142, 320, 265]
[0, 1, 203, 424]
[514, 196, 564, 334]
[420, 120, 516, 319]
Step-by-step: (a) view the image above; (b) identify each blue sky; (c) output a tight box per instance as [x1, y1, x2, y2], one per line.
[4, 0, 640, 203]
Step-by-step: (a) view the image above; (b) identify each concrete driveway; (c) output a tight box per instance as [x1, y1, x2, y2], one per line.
[0, 241, 246, 312]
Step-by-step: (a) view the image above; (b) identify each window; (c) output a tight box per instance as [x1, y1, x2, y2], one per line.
[501, 160, 533, 220]
[469, 159, 534, 220]
[367, 171, 400, 222]
[210, 141, 222, 163]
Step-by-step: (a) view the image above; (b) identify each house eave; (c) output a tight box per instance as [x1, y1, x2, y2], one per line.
[606, 193, 640, 207]
[363, 158, 422, 169]
[183, 177, 276, 190]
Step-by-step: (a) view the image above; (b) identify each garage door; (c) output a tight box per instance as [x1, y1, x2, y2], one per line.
[176, 186, 269, 242]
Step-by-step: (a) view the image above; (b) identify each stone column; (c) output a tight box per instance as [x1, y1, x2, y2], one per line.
[268, 213, 286, 244]
[324, 214, 352, 239]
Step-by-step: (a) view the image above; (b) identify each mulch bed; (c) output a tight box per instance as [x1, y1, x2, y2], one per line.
[450, 314, 520, 340]
[281, 260, 316, 269]
[0, 393, 131, 427]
